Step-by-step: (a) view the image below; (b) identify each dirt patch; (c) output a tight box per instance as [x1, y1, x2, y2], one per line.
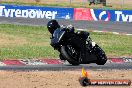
[0, 70, 131, 88]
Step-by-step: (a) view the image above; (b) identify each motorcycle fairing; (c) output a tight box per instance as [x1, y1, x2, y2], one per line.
[50, 28, 65, 48]
[66, 33, 97, 63]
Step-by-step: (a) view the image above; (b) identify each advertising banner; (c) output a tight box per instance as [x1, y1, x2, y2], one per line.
[0, 4, 132, 22]
[74, 8, 132, 22]
[0, 4, 74, 20]
[74, 8, 94, 20]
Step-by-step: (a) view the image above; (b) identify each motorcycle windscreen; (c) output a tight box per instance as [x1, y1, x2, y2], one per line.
[51, 28, 66, 46]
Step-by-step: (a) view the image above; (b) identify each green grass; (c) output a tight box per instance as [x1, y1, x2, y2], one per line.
[0, 24, 131, 60]
[0, 1, 132, 10]
[90, 32, 132, 57]
[0, 24, 58, 60]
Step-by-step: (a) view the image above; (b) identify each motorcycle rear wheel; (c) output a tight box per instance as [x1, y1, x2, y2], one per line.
[96, 53, 107, 65]
[94, 45, 107, 65]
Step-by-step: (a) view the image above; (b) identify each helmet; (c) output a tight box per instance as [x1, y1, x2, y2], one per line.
[47, 20, 60, 34]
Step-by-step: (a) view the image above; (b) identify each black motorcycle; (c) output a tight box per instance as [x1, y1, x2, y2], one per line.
[49, 25, 107, 65]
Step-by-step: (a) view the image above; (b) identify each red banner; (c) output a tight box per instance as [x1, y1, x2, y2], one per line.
[74, 8, 94, 20]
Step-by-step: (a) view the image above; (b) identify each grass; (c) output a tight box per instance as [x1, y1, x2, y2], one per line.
[0, 24, 58, 60]
[0, 1, 132, 10]
[0, 24, 131, 60]
[90, 32, 132, 57]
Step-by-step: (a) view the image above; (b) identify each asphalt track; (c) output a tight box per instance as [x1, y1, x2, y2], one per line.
[0, 17, 132, 34]
[0, 63, 132, 71]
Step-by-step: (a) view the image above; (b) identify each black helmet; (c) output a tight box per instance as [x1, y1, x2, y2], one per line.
[47, 20, 60, 34]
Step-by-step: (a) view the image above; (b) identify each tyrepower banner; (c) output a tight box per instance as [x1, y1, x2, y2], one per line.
[0, 4, 74, 20]
[74, 8, 132, 22]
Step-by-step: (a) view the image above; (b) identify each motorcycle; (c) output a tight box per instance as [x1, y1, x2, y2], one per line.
[49, 25, 107, 65]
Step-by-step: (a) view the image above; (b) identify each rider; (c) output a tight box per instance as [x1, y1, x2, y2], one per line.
[47, 20, 87, 62]
[47, 20, 60, 34]
[47, 20, 74, 34]
[47, 20, 70, 60]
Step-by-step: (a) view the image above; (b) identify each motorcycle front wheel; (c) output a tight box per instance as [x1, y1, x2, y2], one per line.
[60, 45, 80, 65]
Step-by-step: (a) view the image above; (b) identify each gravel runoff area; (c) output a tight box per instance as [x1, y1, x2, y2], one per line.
[0, 70, 131, 88]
